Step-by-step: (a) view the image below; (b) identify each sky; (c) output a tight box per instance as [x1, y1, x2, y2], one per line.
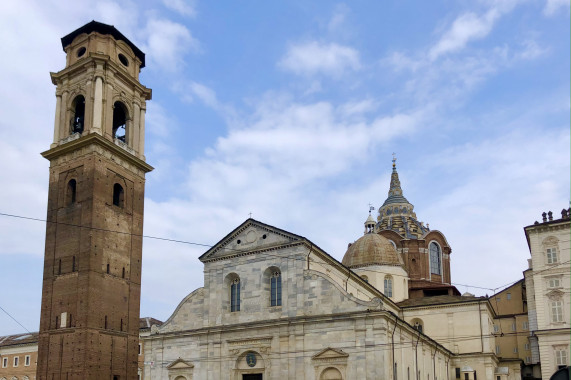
[0, 0, 569, 336]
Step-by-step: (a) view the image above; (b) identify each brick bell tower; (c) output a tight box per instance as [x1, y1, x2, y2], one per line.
[37, 21, 152, 380]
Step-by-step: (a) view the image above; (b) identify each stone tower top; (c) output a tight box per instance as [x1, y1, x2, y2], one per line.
[61, 21, 145, 79]
[46, 20, 152, 164]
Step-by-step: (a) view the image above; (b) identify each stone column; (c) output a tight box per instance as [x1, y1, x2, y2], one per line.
[52, 93, 62, 147]
[132, 102, 141, 153]
[92, 76, 103, 135]
[139, 107, 146, 159]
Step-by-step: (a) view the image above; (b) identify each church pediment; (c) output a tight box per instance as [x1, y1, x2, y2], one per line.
[546, 289, 564, 300]
[199, 219, 305, 262]
[312, 347, 349, 361]
[166, 358, 194, 369]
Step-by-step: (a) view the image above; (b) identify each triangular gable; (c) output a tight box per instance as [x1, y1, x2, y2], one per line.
[199, 218, 306, 262]
[166, 358, 194, 369]
[312, 347, 349, 360]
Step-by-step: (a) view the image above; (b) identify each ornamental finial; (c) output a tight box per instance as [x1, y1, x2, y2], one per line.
[392, 153, 397, 170]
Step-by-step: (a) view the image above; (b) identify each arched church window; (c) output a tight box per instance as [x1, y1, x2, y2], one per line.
[112, 101, 128, 143]
[270, 271, 282, 306]
[66, 179, 77, 205]
[71, 95, 85, 134]
[384, 275, 393, 297]
[113, 183, 124, 208]
[429, 242, 441, 275]
[230, 277, 240, 312]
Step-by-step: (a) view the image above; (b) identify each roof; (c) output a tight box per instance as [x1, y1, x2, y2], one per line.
[397, 294, 486, 308]
[0, 332, 38, 348]
[61, 20, 145, 67]
[139, 317, 163, 329]
[342, 233, 403, 268]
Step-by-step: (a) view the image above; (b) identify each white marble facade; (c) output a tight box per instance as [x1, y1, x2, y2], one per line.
[143, 219, 518, 380]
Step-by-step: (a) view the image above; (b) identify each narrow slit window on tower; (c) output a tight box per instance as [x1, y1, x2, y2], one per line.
[104, 315, 108, 329]
[58, 259, 62, 275]
[72, 256, 76, 272]
[122, 267, 125, 278]
[106, 263, 110, 274]
[120, 318, 123, 331]
[67, 179, 77, 205]
[69, 314, 72, 327]
[113, 183, 124, 208]
[112, 101, 127, 143]
[71, 95, 85, 134]
[55, 316, 59, 329]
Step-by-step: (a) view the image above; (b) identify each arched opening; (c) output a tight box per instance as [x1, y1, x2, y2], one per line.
[320, 367, 343, 380]
[66, 179, 77, 205]
[411, 318, 424, 333]
[71, 95, 85, 134]
[112, 101, 128, 143]
[384, 275, 393, 297]
[113, 183, 124, 208]
[429, 242, 441, 275]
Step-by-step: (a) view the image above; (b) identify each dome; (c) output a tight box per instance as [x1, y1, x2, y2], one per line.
[342, 233, 403, 268]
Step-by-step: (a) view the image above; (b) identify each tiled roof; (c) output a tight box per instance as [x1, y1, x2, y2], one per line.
[397, 295, 486, 308]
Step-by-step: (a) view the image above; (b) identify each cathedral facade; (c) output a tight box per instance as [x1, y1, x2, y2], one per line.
[142, 162, 521, 380]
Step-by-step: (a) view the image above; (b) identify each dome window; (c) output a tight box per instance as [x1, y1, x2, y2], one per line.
[429, 242, 442, 275]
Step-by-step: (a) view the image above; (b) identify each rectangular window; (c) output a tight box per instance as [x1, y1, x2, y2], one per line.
[511, 322, 516, 331]
[25, 355, 30, 366]
[556, 349, 567, 366]
[548, 278, 561, 288]
[526, 356, 531, 363]
[456, 368, 461, 379]
[551, 301, 563, 322]
[523, 321, 528, 330]
[496, 296, 501, 301]
[230, 280, 240, 312]
[496, 345, 501, 354]
[138, 343, 142, 355]
[464, 374, 469, 380]
[513, 347, 518, 353]
[493, 325, 499, 333]
[2, 357, 7, 368]
[547, 248, 558, 264]
[13, 356, 19, 367]
[270, 272, 282, 307]
[507, 293, 511, 300]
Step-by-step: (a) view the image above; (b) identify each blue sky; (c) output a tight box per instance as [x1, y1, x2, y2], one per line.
[0, 0, 569, 336]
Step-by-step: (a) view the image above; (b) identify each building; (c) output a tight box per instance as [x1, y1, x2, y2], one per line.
[37, 21, 152, 379]
[489, 280, 536, 379]
[523, 209, 570, 379]
[0, 318, 162, 380]
[143, 161, 521, 380]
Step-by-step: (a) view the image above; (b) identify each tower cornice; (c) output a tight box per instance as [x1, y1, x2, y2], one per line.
[50, 54, 152, 100]
[41, 132, 154, 173]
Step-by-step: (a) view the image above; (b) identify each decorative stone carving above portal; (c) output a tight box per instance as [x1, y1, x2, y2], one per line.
[166, 358, 194, 380]
[312, 348, 348, 379]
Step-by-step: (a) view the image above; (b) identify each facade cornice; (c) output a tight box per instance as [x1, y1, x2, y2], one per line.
[41, 132, 153, 173]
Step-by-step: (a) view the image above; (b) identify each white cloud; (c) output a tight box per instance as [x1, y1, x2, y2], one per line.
[429, 10, 500, 60]
[279, 41, 361, 77]
[163, 0, 197, 17]
[544, 0, 570, 15]
[144, 18, 199, 72]
[328, 4, 350, 33]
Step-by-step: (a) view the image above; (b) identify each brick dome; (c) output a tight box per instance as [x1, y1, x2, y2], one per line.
[342, 233, 403, 268]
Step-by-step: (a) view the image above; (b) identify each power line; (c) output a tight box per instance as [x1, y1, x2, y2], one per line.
[0, 305, 31, 334]
[0, 211, 537, 294]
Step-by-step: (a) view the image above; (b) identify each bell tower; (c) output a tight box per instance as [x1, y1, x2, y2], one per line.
[37, 21, 152, 380]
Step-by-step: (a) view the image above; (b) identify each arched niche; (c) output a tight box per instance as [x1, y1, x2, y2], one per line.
[233, 350, 266, 380]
